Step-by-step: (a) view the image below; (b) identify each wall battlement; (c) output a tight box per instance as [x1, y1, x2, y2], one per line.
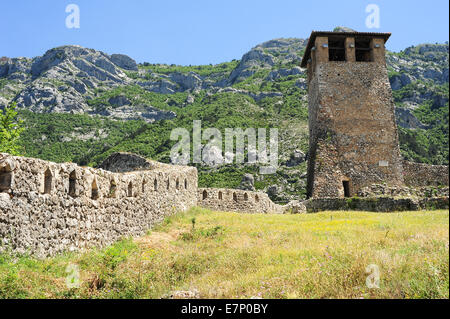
[198, 188, 283, 214]
[0, 153, 198, 257]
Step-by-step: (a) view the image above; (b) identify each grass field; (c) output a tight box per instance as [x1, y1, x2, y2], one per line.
[0, 208, 448, 299]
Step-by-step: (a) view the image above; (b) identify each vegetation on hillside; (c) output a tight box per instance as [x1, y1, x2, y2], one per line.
[0, 102, 24, 155]
[394, 82, 449, 165]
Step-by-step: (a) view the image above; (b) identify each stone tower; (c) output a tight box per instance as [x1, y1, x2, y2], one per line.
[301, 31, 404, 198]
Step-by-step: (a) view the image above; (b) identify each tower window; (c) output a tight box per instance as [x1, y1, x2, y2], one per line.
[91, 179, 99, 200]
[44, 168, 52, 194]
[355, 38, 372, 62]
[128, 182, 133, 197]
[328, 37, 345, 62]
[202, 190, 208, 200]
[109, 180, 117, 198]
[142, 179, 147, 193]
[69, 170, 76, 197]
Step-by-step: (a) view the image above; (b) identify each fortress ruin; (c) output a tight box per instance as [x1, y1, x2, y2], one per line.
[0, 152, 281, 257]
[301, 30, 448, 198]
[0, 30, 448, 257]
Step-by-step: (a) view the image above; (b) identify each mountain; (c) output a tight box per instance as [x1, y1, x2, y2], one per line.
[0, 36, 448, 203]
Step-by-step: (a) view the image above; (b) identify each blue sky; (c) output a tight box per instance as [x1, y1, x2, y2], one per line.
[1, 0, 448, 65]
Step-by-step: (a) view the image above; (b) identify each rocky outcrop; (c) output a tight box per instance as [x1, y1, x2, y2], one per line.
[98, 152, 154, 172]
[389, 73, 412, 90]
[395, 107, 429, 129]
[108, 95, 131, 107]
[110, 54, 138, 71]
[266, 66, 303, 81]
[14, 82, 87, 113]
[284, 149, 306, 167]
[238, 173, 255, 191]
[228, 48, 274, 84]
[169, 72, 202, 91]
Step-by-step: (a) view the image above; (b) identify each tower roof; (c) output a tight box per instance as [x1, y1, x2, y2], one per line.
[300, 31, 391, 67]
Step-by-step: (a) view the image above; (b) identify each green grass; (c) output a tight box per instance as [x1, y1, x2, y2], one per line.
[0, 208, 448, 299]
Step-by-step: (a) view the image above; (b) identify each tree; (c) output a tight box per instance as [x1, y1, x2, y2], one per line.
[0, 102, 24, 155]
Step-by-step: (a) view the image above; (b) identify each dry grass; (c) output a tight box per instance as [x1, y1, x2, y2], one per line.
[0, 208, 448, 299]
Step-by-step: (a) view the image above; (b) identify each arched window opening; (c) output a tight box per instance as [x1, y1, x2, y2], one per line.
[109, 180, 117, 198]
[0, 165, 12, 193]
[91, 179, 99, 200]
[142, 179, 147, 193]
[44, 168, 52, 194]
[233, 193, 237, 201]
[255, 195, 259, 202]
[68, 170, 76, 197]
[166, 178, 170, 190]
[176, 178, 180, 190]
[244, 193, 248, 201]
[127, 182, 133, 197]
[184, 179, 188, 189]
[154, 178, 158, 191]
[202, 190, 208, 200]
[218, 191, 223, 200]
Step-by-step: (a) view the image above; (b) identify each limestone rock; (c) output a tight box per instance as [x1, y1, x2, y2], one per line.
[239, 173, 255, 191]
[108, 95, 131, 107]
[284, 150, 306, 167]
[98, 152, 153, 172]
[110, 54, 138, 71]
[333, 26, 357, 32]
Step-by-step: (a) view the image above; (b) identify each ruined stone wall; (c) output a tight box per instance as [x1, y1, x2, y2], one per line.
[0, 153, 198, 257]
[304, 196, 449, 213]
[402, 160, 449, 187]
[198, 188, 282, 214]
[307, 61, 404, 198]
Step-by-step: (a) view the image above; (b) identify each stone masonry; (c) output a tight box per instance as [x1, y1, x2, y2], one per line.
[0, 152, 198, 257]
[198, 188, 283, 214]
[402, 160, 449, 187]
[301, 31, 448, 198]
[0, 152, 285, 256]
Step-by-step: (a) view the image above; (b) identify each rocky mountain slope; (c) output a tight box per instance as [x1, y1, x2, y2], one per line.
[1, 34, 448, 202]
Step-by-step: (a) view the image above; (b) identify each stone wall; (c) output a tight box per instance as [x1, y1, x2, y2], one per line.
[304, 196, 449, 213]
[402, 160, 449, 187]
[198, 188, 282, 214]
[0, 153, 198, 257]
